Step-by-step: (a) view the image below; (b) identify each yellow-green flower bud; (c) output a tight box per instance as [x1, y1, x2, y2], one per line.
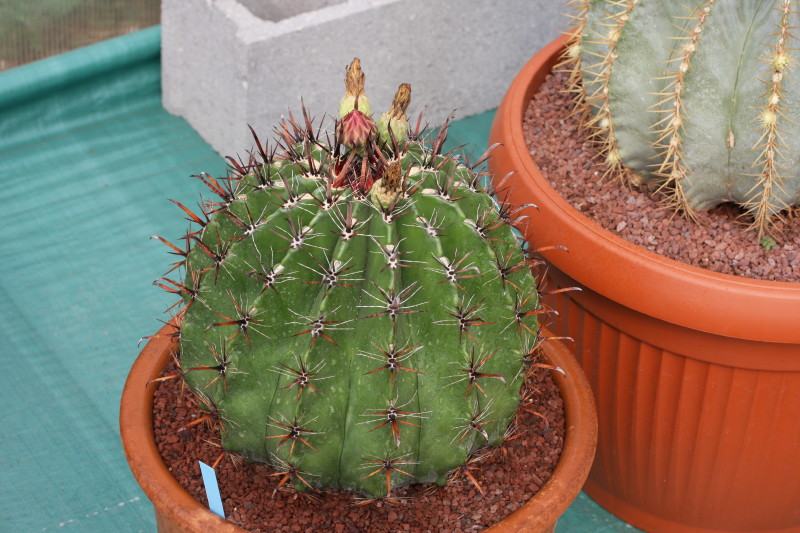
[377, 83, 411, 146]
[339, 58, 371, 117]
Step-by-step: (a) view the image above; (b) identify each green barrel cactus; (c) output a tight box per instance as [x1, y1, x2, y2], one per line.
[564, 0, 800, 234]
[155, 59, 542, 499]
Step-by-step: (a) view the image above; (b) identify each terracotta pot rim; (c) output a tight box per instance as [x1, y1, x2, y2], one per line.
[489, 36, 800, 344]
[120, 319, 240, 532]
[120, 320, 597, 532]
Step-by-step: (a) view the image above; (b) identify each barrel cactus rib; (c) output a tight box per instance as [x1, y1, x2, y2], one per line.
[265, 200, 366, 486]
[564, 0, 800, 235]
[650, 1, 717, 217]
[746, 0, 799, 231]
[156, 60, 541, 500]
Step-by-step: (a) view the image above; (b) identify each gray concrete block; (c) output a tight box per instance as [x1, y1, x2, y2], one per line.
[162, 0, 567, 157]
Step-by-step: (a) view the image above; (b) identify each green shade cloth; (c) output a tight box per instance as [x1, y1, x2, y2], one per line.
[0, 25, 226, 532]
[0, 26, 634, 532]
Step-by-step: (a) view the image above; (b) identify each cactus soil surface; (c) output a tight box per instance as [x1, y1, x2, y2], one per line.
[152, 356, 565, 532]
[525, 72, 800, 282]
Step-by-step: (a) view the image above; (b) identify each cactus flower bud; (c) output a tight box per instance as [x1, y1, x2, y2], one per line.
[339, 58, 371, 117]
[338, 106, 376, 149]
[371, 160, 404, 205]
[378, 83, 411, 146]
[338, 58, 376, 150]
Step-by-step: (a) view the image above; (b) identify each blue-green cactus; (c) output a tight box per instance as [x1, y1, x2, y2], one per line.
[564, 0, 800, 234]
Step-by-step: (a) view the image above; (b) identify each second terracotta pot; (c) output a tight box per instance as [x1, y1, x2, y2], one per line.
[489, 37, 800, 533]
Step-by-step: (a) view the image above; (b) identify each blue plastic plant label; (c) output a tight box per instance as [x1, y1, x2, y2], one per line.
[199, 461, 225, 519]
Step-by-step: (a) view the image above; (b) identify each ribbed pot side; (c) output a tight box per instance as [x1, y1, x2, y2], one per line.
[489, 37, 800, 533]
[121, 320, 597, 533]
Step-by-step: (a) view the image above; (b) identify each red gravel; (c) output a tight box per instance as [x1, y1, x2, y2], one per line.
[523, 72, 800, 282]
[153, 355, 565, 532]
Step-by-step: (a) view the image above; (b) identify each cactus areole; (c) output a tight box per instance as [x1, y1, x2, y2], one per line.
[157, 59, 543, 499]
[565, 0, 800, 235]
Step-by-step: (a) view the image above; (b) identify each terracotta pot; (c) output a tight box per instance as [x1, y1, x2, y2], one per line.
[489, 36, 800, 533]
[120, 320, 597, 532]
